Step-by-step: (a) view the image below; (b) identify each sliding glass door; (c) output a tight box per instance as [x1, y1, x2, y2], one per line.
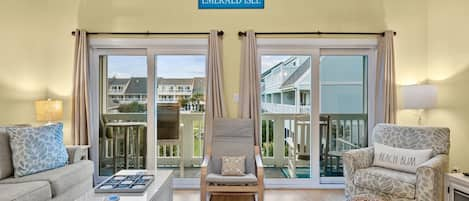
[258, 39, 376, 187]
[260, 55, 312, 179]
[154, 55, 207, 178]
[319, 51, 371, 184]
[96, 51, 148, 177]
[89, 39, 208, 183]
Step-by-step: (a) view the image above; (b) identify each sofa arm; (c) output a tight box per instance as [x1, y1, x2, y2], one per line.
[343, 147, 374, 199]
[66, 146, 89, 164]
[416, 154, 449, 201]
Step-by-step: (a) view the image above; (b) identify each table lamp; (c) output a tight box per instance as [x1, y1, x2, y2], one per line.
[35, 98, 63, 124]
[401, 84, 437, 125]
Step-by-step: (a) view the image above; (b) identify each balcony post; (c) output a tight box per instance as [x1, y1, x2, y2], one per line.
[181, 115, 194, 167]
[273, 116, 285, 167]
[295, 89, 300, 113]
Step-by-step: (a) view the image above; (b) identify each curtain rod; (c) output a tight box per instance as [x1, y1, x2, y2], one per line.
[71, 30, 224, 36]
[238, 31, 396, 37]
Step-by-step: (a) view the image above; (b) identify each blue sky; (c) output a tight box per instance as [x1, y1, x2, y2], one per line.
[108, 55, 206, 78]
[107, 55, 290, 78]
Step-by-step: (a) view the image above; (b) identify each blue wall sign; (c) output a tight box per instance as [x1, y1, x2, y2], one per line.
[199, 0, 264, 9]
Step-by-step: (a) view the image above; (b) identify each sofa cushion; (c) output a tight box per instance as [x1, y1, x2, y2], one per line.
[0, 181, 51, 201]
[8, 123, 69, 177]
[0, 127, 13, 179]
[353, 167, 416, 199]
[0, 160, 93, 197]
[206, 173, 258, 185]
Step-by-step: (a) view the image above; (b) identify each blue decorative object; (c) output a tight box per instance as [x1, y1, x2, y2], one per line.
[8, 123, 68, 177]
[198, 0, 264, 9]
[106, 194, 120, 201]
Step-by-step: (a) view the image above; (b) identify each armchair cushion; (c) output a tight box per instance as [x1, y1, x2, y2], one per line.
[221, 156, 246, 176]
[353, 167, 416, 199]
[206, 173, 257, 185]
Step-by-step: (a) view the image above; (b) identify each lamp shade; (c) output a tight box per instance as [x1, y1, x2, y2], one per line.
[35, 99, 63, 122]
[401, 84, 437, 109]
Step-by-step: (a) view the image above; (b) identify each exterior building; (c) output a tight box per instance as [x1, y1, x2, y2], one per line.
[106, 77, 205, 113]
[261, 56, 311, 113]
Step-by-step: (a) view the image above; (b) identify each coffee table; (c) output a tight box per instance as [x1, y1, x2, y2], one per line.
[75, 169, 173, 201]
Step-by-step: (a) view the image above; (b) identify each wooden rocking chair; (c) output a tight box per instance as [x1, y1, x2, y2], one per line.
[200, 119, 264, 201]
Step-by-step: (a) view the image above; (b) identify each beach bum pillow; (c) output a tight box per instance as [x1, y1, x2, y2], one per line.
[373, 143, 433, 173]
[8, 123, 68, 177]
[221, 156, 246, 176]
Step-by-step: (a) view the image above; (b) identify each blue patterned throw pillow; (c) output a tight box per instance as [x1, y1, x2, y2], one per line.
[8, 123, 68, 177]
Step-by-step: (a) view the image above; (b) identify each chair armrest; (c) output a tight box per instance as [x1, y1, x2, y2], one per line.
[343, 147, 374, 199]
[201, 155, 210, 168]
[201, 155, 210, 179]
[254, 146, 264, 187]
[255, 146, 263, 168]
[416, 154, 449, 201]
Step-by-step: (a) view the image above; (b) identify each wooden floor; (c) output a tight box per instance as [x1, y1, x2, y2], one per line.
[174, 189, 345, 201]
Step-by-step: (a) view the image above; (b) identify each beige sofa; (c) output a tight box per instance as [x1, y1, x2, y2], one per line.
[0, 127, 93, 201]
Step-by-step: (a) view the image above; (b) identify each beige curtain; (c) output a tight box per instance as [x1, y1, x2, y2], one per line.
[204, 30, 227, 153]
[72, 29, 90, 145]
[238, 31, 261, 146]
[375, 31, 397, 124]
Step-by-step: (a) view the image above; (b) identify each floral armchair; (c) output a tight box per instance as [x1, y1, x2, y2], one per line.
[343, 124, 450, 201]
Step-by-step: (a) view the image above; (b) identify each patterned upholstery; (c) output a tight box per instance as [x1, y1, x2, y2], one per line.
[354, 167, 416, 199]
[8, 123, 68, 177]
[373, 124, 450, 156]
[344, 124, 450, 201]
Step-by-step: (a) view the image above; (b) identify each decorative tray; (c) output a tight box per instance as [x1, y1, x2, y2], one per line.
[95, 174, 154, 193]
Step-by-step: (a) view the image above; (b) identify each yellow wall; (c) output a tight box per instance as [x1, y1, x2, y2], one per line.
[2, 0, 466, 170]
[77, 0, 390, 118]
[426, 0, 469, 171]
[0, 0, 78, 143]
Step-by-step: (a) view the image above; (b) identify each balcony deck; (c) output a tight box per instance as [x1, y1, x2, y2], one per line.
[163, 167, 298, 179]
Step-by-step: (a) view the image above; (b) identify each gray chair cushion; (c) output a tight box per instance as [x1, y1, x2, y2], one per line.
[0, 181, 51, 201]
[353, 167, 416, 199]
[0, 160, 93, 197]
[210, 119, 256, 175]
[0, 127, 13, 179]
[373, 124, 450, 156]
[206, 173, 258, 185]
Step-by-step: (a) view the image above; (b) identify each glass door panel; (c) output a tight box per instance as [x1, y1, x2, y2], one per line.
[319, 55, 368, 180]
[260, 55, 312, 179]
[99, 55, 148, 176]
[155, 55, 207, 178]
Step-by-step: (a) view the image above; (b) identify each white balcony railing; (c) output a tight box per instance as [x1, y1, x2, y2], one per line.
[262, 102, 310, 113]
[99, 112, 367, 176]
